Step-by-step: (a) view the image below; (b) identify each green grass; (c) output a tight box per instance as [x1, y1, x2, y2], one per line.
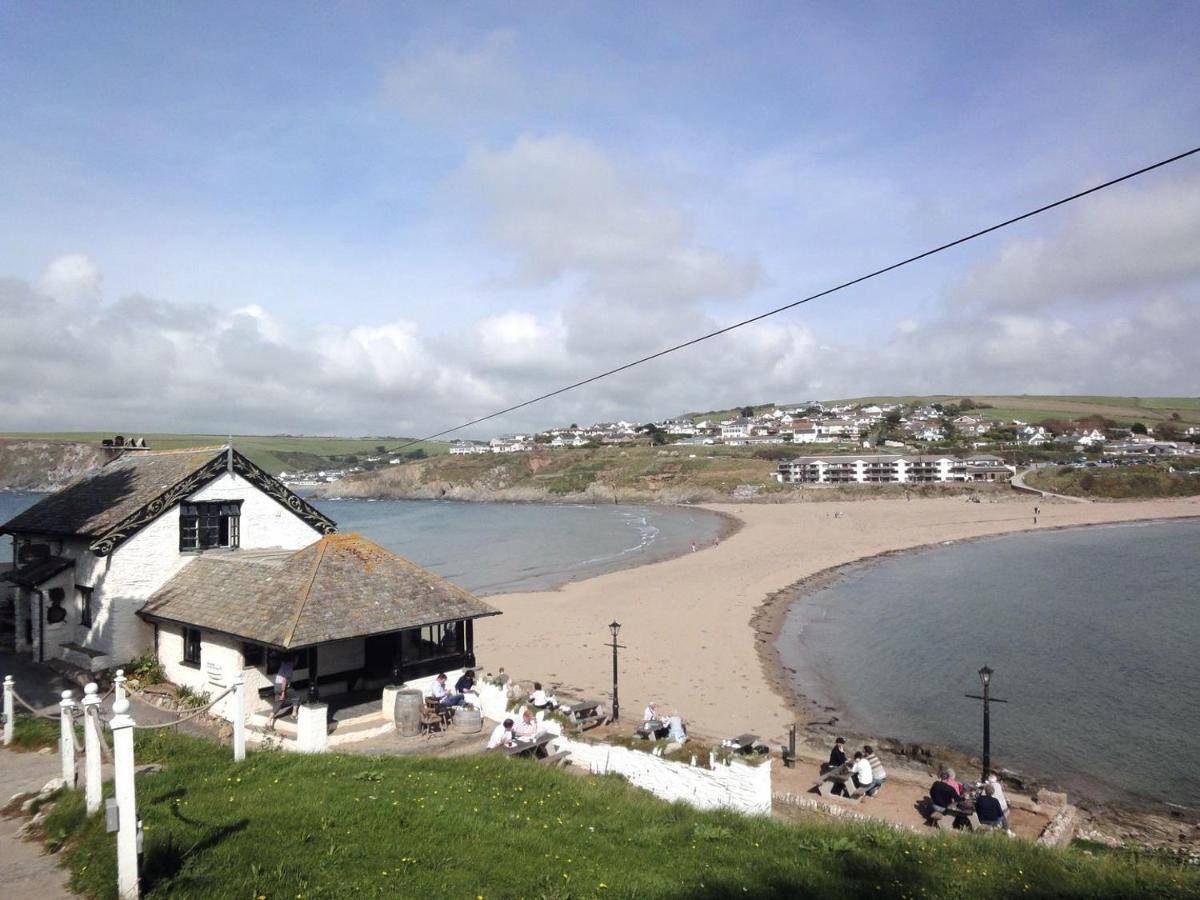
[35, 730, 1200, 899]
[0, 432, 447, 474]
[8, 713, 61, 751]
[832, 396, 1200, 425]
[1027, 462, 1200, 498]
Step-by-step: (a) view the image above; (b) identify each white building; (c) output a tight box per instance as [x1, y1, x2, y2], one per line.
[448, 440, 490, 455]
[776, 453, 1014, 485]
[2, 445, 498, 725]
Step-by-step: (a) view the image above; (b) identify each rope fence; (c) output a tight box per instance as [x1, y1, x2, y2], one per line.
[130, 685, 235, 730]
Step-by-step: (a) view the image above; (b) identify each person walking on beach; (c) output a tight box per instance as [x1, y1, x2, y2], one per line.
[691, 539, 697, 553]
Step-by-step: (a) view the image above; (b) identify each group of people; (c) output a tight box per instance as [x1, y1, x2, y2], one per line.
[429, 670, 480, 709]
[929, 768, 1010, 830]
[823, 736, 887, 797]
[487, 706, 543, 750]
[642, 702, 688, 744]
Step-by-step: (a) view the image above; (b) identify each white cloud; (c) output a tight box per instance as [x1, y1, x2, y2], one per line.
[38, 254, 102, 305]
[382, 30, 526, 127]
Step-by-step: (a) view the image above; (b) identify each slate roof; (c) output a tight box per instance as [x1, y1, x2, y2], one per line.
[139, 533, 499, 649]
[0, 447, 228, 538]
[1, 445, 336, 556]
[1, 555, 74, 588]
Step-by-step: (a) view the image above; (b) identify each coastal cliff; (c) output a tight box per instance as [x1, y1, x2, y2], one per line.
[0, 439, 107, 491]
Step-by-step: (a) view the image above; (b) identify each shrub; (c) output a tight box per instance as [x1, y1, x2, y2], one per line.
[174, 684, 211, 709]
[126, 652, 166, 688]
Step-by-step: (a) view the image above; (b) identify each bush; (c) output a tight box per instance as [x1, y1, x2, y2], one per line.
[126, 651, 166, 688]
[174, 684, 211, 709]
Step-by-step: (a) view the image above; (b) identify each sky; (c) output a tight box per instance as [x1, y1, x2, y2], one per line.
[2, 2, 1198, 438]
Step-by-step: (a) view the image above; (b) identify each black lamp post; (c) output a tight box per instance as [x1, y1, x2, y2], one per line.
[608, 620, 623, 722]
[965, 664, 1007, 778]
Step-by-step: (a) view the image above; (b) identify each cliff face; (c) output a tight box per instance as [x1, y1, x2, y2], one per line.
[0, 439, 107, 491]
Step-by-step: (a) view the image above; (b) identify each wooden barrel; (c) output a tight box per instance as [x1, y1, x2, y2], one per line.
[394, 690, 424, 737]
[454, 707, 483, 734]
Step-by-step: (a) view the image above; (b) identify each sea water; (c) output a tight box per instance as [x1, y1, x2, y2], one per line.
[777, 518, 1200, 813]
[0, 492, 723, 596]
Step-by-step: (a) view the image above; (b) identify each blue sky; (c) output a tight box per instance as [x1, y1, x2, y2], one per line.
[2, 2, 1198, 436]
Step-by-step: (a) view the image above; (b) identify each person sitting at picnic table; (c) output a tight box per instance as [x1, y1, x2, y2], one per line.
[487, 717, 516, 750]
[643, 702, 659, 722]
[850, 751, 874, 792]
[943, 767, 964, 796]
[984, 773, 1009, 815]
[512, 708, 539, 739]
[929, 770, 963, 814]
[821, 736, 848, 774]
[863, 745, 887, 796]
[455, 670, 476, 694]
[430, 672, 464, 708]
[974, 782, 1008, 830]
[529, 682, 558, 710]
[666, 715, 688, 744]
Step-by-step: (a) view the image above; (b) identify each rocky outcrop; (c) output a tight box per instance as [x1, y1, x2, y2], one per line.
[0, 440, 107, 491]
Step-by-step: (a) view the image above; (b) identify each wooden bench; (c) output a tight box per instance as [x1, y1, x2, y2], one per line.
[537, 749, 572, 767]
[936, 806, 982, 831]
[563, 701, 608, 733]
[505, 734, 554, 758]
[728, 733, 759, 753]
[811, 763, 867, 802]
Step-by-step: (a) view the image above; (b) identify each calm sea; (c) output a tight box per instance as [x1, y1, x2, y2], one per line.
[0, 492, 723, 595]
[777, 518, 1200, 814]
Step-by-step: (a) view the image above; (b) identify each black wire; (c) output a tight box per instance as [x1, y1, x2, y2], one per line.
[386, 144, 1200, 453]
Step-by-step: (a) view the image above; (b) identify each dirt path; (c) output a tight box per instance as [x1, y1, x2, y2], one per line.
[0, 748, 80, 899]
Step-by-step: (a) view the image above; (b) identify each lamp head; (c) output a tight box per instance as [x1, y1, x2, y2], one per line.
[978, 665, 993, 687]
[609, 620, 621, 640]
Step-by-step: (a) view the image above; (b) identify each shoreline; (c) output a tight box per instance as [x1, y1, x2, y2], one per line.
[476, 493, 1199, 845]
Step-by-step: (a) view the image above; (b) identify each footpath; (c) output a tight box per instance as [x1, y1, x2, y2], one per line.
[0, 747, 79, 899]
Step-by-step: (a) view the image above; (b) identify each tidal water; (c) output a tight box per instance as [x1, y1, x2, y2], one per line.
[777, 518, 1200, 813]
[0, 492, 723, 596]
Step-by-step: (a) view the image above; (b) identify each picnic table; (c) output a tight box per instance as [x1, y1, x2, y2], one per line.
[505, 734, 554, 758]
[635, 719, 668, 740]
[563, 700, 608, 732]
[812, 762, 867, 801]
[933, 798, 983, 831]
[727, 733, 758, 753]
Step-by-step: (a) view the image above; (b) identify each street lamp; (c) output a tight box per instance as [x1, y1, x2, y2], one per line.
[608, 620, 623, 722]
[965, 665, 1007, 779]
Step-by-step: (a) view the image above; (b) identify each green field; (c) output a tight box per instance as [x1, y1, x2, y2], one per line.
[0, 432, 447, 475]
[11, 719, 1197, 900]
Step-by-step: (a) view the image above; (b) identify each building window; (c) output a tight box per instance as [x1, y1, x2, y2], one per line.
[242, 643, 264, 667]
[78, 586, 94, 628]
[182, 627, 201, 667]
[180, 501, 242, 552]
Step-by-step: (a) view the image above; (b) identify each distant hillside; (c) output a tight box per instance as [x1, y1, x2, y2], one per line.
[828, 395, 1200, 426]
[0, 433, 448, 490]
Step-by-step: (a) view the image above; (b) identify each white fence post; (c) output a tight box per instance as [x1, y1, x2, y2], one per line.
[110, 698, 139, 900]
[232, 671, 245, 762]
[114, 669, 127, 705]
[82, 683, 102, 814]
[3, 675, 13, 746]
[59, 689, 76, 788]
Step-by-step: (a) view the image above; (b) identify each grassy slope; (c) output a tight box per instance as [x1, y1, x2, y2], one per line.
[0, 433, 446, 475]
[1026, 462, 1200, 498]
[27, 727, 1197, 900]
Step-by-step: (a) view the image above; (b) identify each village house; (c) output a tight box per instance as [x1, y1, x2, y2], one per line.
[448, 440, 491, 455]
[1, 444, 498, 729]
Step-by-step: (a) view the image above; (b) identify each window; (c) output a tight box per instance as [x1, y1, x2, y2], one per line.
[182, 627, 201, 667]
[180, 501, 242, 552]
[242, 643, 264, 667]
[78, 586, 94, 628]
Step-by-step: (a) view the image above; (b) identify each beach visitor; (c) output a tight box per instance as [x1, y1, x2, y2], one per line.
[430, 673, 465, 708]
[643, 702, 658, 722]
[455, 670, 476, 694]
[822, 736, 847, 774]
[975, 783, 1008, 830]
[691, 540, 697, 553]
[487, 718, 516, 750]
[666, 715, 688, 744]
[944, 767, 964, 796]
[269, 654, 298, 727]
[863, 745, 887, 796]
[513, 708, 539, 739]
[929, 770, 962, 814]
[850, 751, 874, 792]
[529, 682, 558, 710]
[985, 773, 1010, 814]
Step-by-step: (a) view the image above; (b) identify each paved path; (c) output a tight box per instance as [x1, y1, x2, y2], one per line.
[0, 748, 80, 899]
[1010, 466, 1091, 503]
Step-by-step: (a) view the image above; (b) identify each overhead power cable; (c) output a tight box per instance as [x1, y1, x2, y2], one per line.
[387, 144, 1200, 453]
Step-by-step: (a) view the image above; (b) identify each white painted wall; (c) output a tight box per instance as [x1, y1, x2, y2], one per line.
[69, 470, 324, 670]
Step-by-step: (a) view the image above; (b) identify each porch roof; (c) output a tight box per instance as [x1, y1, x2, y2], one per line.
[1, 555, 74, 588]
[139, 533, 499, 649]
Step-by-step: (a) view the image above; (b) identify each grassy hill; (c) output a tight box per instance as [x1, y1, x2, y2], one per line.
[14, 721, 1198, 899]
[0, 432, 447, 476]
[1026, 461, 1200, 498]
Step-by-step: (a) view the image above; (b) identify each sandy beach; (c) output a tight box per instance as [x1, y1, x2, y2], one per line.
[477, 493, 1200, 742]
